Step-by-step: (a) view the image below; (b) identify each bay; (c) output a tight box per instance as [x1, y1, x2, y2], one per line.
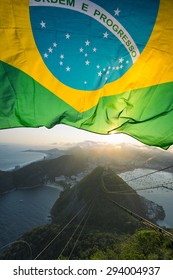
[0, 186, 61, 249]
[0, 144, 62, 250]
[0, 144, 47, 171]
[1, 143, 173, 252]
[119, 168, 173, 228]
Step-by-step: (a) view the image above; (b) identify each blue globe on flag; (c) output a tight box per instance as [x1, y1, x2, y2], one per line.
[30, 0, 159, 91]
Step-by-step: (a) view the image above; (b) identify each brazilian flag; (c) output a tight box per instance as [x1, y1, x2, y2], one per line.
[0, 0, 173, 149]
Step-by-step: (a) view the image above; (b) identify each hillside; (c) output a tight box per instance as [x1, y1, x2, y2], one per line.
[51, 167, 163, 233]
[0, 142, 172, 260]
[0, 154, 86, 193]
[69, 142, 173, 173]
[0, 166, 167, 260]
[0, 170, 14, 193]
[1, 141, 173, 194]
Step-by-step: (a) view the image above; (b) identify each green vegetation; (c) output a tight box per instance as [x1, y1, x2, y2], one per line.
[0, 166, 170, 260]
[0, 154, 86, 193]
[0, 170, 14, 193]
[51, 167, 163, 232]
[0, 227, 173, 260]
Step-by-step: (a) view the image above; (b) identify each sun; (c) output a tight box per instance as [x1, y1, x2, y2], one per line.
[103, 132, 141, 145]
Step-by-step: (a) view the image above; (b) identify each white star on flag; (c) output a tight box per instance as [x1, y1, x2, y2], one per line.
[40, 20, 46, 28]
[65, 34, 70, 39]
[48, 47, 53, 53]
[103, 32, 109, 38]
[114, 8, 121, 16]
[85, 40, 90, 46]
[66, 66, 71, 71]
[119, 57, 124, 63]
[40, 16, 131, 90]
[85, 60, 90, 65]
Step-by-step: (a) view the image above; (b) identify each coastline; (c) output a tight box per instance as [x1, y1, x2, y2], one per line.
[0, 151, 48, 195]
[44, 183, 64, 191]
[0, 183, 64, 196]
[0, 185, 42, 196]
[0, 182, 62, 249]
[0, 188, 16, 196]
[0, 144, 68, 174]
[0, 148, 67, 195]
[0, 151, 49, 172]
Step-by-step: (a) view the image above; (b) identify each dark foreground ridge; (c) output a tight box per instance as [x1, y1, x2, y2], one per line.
[51, 166, 161, 232]
[0, 166, 170, 260]
[0, 154, 86, 194]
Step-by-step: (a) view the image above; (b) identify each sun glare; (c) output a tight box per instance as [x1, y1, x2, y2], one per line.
[104, 133, 141, 145]
[0, 125, 142, 147]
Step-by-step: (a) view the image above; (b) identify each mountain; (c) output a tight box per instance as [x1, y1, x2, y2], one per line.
[0, 166, 166, 260]
[23, 148, 67, 159]
[0, 154, 86, 193]
[69, 142, 173, 173]
[1, 142, 173, 194]
[51, 167, 162, 233]
[0, 170, 14, 193]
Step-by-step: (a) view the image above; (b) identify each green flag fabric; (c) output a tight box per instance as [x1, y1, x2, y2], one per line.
[1, 0, 173, 149]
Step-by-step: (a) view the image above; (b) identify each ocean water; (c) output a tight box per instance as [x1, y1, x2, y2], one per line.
[0, 144, 61, 249]
[0, 186, 61, 249]
[0, 144, 47, 171]
[0, 144, 173, 250]
[119, 169, 173, 228]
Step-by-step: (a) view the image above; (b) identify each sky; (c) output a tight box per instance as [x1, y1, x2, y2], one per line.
[0, 124, 142, 147]
[1, 125, 173, 155]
